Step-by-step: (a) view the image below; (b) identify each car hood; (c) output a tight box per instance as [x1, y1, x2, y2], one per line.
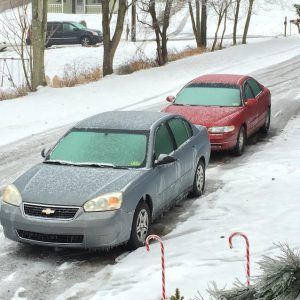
[86, 28, 102, 35]
[14, 163, 144, 206]
[163, 105, 242, 127]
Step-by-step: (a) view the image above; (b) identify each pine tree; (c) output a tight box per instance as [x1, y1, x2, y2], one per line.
[206, 244, 300, 300]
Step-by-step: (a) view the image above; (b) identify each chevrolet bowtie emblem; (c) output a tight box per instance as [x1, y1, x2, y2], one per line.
[42, 208, 55, 215]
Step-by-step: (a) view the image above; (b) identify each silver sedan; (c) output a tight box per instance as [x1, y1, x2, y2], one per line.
[0, 111, 210, 249]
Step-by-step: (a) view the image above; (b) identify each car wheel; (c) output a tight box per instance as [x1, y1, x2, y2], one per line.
[260, 107, 271, 134]
[81, 36, 91, 47]
[128, 201, 151, 250]
[233, 126, 246, 156]
[191, 159, 205, 197]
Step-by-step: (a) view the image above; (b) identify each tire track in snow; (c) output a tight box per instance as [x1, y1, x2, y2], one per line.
[1, 54, 300, 300]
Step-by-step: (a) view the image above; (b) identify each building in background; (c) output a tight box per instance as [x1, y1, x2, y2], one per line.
[48, 0, 102, 14]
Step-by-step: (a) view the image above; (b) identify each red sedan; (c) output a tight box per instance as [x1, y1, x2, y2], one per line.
[162, 74, 271, 155]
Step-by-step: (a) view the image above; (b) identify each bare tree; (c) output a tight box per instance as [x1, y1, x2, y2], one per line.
[210, 0, 232, 51]
[219, 1, 229, 49]
[31, 0, 48, 90]
[131, 0, 137, 41]
[294, 4, 300, 33]
[0, 0, 32, 90]
[139, 0, 174, 66]
[242, 0, 254, 44]
[102, 0, 127, 76]
[233, 0, 241, 45]
[188, 0, 201, 47]
[188, 0, 208, 48]
[201, 0, 207, 47]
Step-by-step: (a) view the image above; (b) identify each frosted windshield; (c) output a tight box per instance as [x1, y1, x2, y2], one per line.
[175, 83, 242, 107]
[48, 130, 148, 168]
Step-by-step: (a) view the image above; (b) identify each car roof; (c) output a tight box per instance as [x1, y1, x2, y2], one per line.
[75, 111, 175, 131]
[190, 74, 248, 85]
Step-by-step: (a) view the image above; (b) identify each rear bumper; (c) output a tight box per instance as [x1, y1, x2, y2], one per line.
[0, 202, 133, 249]
[209, 132, 238, 151]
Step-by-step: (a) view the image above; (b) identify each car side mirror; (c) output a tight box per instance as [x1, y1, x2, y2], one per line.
[166, 96, 175, 103]
[245, 98, 257, 107]
[73, 28, 79, 31]
[154, 154, 176, 166]
[41, 148, 51, 158]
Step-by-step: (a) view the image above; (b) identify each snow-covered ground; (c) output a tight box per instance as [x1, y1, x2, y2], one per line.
[0, 0, 299, 87]
[54, 113, 300, 300]
[0, 1, 300, 299]
[0, 35, 299, 147]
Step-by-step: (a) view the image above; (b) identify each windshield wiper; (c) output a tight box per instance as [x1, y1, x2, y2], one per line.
[44, 161, 129, 169]
[44, 160, 76, 166]
[74, 163, 130, 169]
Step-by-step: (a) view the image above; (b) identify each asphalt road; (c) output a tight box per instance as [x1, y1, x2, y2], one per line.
[0, 55, 300, 300]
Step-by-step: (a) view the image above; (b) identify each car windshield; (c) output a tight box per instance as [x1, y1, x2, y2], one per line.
[71, 22, 87, 30]
[46, 129, 148, 168]
[175, 83, 242, 107]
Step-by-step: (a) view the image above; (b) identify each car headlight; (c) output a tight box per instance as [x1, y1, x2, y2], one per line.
[83, 192, 123, 212]
[208, 126, 235, 133]
[91, 31, 98, 36]
[2, 184, 22, 206]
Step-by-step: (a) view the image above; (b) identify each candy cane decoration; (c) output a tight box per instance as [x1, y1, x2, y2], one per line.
[229, 232, 250, 286]
[145, 234, 166, 300]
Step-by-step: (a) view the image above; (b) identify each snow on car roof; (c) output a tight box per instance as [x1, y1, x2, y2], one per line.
[191, 74, 247, 85]
[75, 111, 173, 131]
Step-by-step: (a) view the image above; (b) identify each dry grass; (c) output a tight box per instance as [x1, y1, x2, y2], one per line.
[50, 64, 102, 88]
[117, 46, 207, 75]
[168, 46, 207, 62]
[0, 86, 29, 101]
[117, 58, 157, 75]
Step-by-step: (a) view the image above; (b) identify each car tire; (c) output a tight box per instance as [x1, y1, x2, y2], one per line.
[233, 126, 246, 156]
[191, 159, 205, 197]
[81, 36, 92, 47]
[260, 107, 271, 135]
[128, 201, 151, 250]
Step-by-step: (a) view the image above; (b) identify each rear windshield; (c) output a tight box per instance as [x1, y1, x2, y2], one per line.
[175, 83, 242, 107]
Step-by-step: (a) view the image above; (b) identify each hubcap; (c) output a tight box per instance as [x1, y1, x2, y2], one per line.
[136, 209, 149, 243]
[82, 38, 90, 46]
[196, 164, 204, 191]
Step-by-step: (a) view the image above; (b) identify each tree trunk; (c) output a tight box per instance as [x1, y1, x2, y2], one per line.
[161, 0, 173, 64]
[219, 4, 228, 49]
[242, 0, 254, 44]
[233, 0, 241, 45]
[131, 0, 136, 42]
[212, 11, 223, 51]
[188, 0, 201, 47]
[200, 0, 207, 47]
[31, 0, 47, 91]
[102, 0, 127, 76]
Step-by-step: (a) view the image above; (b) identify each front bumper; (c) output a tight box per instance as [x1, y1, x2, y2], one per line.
[209, 131, 238, 151]
[0, 202, 133, 249]
[91, 35, 103, 44]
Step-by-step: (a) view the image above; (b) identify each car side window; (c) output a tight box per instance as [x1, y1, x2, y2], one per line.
[63, 23, 75, 32]
[183, 119, 193, 138]
[154, 124, 174, 160]
[168, 118, 190, 148]
[51, 23, 62, 32]
[244, 82, 254, 100]
[247, 79, 262, 97]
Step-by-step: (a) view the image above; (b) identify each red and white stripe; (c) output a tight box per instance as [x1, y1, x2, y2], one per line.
[145, 234, 166, 300]
[229, 232, 250, 286]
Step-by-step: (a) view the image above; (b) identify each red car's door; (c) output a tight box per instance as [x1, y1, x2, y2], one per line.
[247, 78, 269, 129]
[243, 81, 258, 135]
